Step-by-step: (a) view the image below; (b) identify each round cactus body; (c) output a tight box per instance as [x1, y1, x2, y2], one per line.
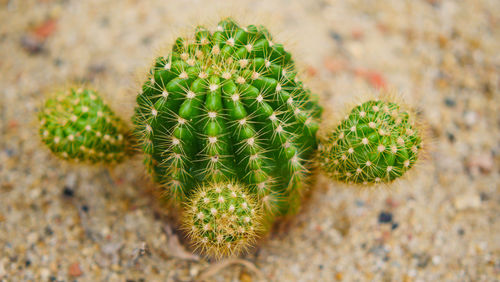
[184, 182, 261, 257]
[134, 18, 322, 217]
[319, 100, 422, 184]
[39, 87, 132, 163]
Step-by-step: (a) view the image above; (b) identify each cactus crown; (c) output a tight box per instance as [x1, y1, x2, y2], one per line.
[134, 18, 322, 217]
[39, 87, 132, 163]
[319, 99, 422, 184]
[183, 182, 261, 257]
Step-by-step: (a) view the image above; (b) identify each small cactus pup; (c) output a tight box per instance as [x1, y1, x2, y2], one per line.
[184, 182, 261, 258]
[319, 99, 423, 185]
[134, 18, 322, 256]
[39, 87, 133, 163]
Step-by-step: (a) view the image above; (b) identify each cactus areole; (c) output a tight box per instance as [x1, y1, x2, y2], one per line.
[134, 18, 322, 221]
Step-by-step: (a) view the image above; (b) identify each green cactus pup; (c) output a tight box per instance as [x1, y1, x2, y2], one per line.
[319, 99, 422, 184]
[134, 18, 322, 255]
[39, 87, 132, 163]
[184, 182, 261, 257]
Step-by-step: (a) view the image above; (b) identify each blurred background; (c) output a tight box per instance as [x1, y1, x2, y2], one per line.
[0, 0, 498, 281]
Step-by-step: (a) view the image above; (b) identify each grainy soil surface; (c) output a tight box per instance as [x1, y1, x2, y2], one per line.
[1, 0, 499, 281]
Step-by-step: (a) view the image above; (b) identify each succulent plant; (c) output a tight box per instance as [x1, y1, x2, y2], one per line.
[183, 182, 261, 257]
[132, 18, 322, 256]
[134, 18, 321, 215]
[318, 99, 422, 184]
[39, 87, 132, 163]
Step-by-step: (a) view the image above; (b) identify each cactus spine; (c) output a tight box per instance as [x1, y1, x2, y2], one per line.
[319, 99, 422, 184]
[39, 87, 132, 163]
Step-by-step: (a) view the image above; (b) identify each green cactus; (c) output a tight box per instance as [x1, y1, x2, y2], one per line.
[183, 182, 261, 257]
[134, 18, 321, 216]
[318, 99, 422, 184]
[39, 87, 132, 163]
[133, 18, 322, 256]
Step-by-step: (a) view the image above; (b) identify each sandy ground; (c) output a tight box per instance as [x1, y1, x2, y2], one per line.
[1, 0, 499, 281]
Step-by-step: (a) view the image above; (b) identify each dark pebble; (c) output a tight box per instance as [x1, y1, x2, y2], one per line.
[142, 36, 152, 45]
[378, 212, 393, 223]
[444, 97, 456, 107]
[53, 58, 64, 67]
[319, 264, 324, 270]
[458, 228, 465, 236]
[480, 192, 489, 201]
[45, 226, 54, 236]
[329, 30, 343, 43]
[81, 205, 89, 212]
[62, 186, 74, 197]
[5, 149, 15, 157]
[446, 132, 455, 143]
[25, 260, 31, 267]
[20, 35, 45, 54]
[391, 222, 399, 230]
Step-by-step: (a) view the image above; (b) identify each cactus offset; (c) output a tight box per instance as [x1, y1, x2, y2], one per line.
[183, 182, 261, 257]
[319, 99, 422, 184]
[39, 87, 132, 163]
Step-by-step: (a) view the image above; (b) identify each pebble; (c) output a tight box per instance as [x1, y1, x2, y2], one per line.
[444, 97, 456, 107]
[467, 154, 494, 174]
[62, 186, 74, 197]
[20, 35, 45, 54]
[463, 111, 478, 126]
[68, 262, 83, 277]
[454, 193, 481, 210]
[40, 268, 50, 280]
[378, 212, 393, 223]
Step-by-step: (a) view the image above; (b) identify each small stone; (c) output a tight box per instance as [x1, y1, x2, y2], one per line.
[62, 186, 74, 197]
[239, 270, 252, 282]
[378, 212, 393, 223]
[464, 111, 477, 126]
[454, 193, 481, 210]
[444, 97, 456, 107]
[189, 265, 199, 277]
[467, 153, 494, 174]
[40, 268, 51, 279]
[68, 262, 83, 277]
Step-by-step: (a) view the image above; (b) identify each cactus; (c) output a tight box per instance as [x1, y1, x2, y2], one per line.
[318, 99, 422, 184]
[134, 18, 321, 213]
[39, 87, 132, 163]
[133, 18, 321, 256]
[183, 182, 261, 257]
